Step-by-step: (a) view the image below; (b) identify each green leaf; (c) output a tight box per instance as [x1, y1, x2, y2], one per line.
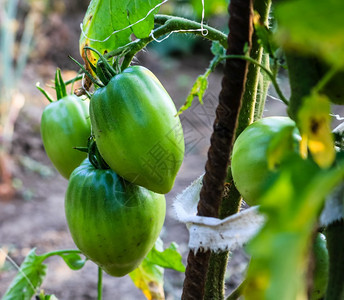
[129, 239, 185, 299]
[253, 17, 278, 58]
[177, 73, 209, 115]
[127, 0, 161, 38]
[2, 248, 47, 300]
[178, 41, 225, 115]
[146, 241, 185, 272]
[56, 253, 87, 271]
[298, 92, 335, 169]
[211, 41, 226, 57]
[37, 290, 59, 300]
[80, 0, 161, 69]
[129, 258, 165, 300]
[243, 155, 344, 300]
[275, 0, 344, 69]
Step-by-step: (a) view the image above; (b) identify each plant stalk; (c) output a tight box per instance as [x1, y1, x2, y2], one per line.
[181, 0, 253, 298]
[237, 0, 272, 135]
[105, 14, 228, 70]
[98, 267, 103, 300]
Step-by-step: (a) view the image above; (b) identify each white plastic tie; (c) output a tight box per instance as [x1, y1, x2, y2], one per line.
[173, 175, 266, 252]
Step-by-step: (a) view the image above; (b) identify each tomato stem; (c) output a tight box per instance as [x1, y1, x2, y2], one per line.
[87, 138, 110, 170]
[221, 54, 288, 106]
[68, 55, 105, 88]
[225, 278, 247, 300]
[84, 46, 117, 77]
[105, 14, 228, 71]
[39, 249, 82, 261]
[238, 0, 272, 133]
[64, 74, 83, 87]
[97, 267, 103, 300]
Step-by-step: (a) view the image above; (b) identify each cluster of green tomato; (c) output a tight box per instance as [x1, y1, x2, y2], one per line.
[40, 66, 184, 277]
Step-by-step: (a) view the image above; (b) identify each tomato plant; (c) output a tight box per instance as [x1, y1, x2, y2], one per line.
[90, 65, 185, 194]
[65, 157, 166, 277]
[4, 0, 344, 299]
[231, 116, 299, 206]
[38, 69, 91, 179]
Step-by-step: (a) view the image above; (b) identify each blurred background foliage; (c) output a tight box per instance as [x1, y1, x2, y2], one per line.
[150, 0, 229, 56]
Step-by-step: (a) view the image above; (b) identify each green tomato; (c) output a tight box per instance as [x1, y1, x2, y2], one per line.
[65, 159, 166, 277]
[310, 233, 329, 300]
[231, 117, 298, 206]
[41, 95, 91, 179]
[90, 66, 184, 194]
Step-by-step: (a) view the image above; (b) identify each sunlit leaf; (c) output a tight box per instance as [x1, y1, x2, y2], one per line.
[129, 256, 164, 300]
[275, 0, 344, 69]
[298, 92, 335, 168]
[177, 74, 209, 115]
[129, 239, 185, 299]
[243, 155, 344, 300]
[2, 249, 47, 300]
[146, 241, 185, 272]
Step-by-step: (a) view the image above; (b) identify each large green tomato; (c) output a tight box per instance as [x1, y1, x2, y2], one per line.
[65, 159, 166, 277]
[41, 95, 91, 179]
[90, 66, 184, 194]
[231, 117, 298, 206]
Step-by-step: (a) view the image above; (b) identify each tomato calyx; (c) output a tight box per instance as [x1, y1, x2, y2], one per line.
[36, 68, 69, 103]
[75, 136, 109, 170]
[70, 46, 121, 89]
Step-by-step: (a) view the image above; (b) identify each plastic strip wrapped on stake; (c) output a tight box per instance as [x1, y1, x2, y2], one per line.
[173, 175, 266, 252]
[173, 174, 344, 252]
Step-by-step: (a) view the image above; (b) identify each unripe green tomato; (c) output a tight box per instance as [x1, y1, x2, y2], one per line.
[41, 95, 91, 179]
[90, 66, 184, 194]
[231, 117, 298, 206]
[311, 233, 329, 300]
[65, 159, 166, 277]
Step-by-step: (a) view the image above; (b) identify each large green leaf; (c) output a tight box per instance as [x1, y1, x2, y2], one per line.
[243, 155, 344, 300]
[79, 0, 161, 67]
[275, 0, 344, 69]
[2, 249, 47, 300]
